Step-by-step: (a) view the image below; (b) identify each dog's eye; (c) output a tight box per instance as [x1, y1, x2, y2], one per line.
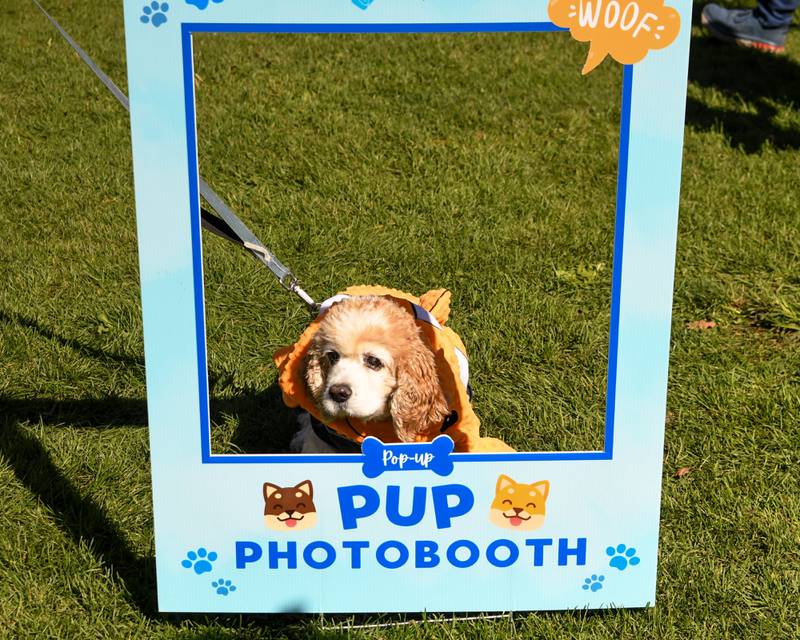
[364, 354, 383, 370]
[326, 351, 340, 364]
[273, 504, 283, 511]
[526, 502, 536, 509]
[502, 500, 512, 506]
[296, 502, 306, 509]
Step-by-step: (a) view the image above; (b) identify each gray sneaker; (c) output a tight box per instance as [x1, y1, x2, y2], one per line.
[702, 3, 789, 53]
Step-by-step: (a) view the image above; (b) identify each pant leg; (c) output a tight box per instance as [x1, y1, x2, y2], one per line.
[754, 0, 799, 28]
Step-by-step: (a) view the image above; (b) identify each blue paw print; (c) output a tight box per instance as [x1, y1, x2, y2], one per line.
[140, 2, 169, 27]
[352, 0, 376, 9]
[181, 547, 217, 574]
[212, 577, 237, 596]
[185, 0, 225, 9]
[607, 544, 640, 571]
[582, 574, 605, 592]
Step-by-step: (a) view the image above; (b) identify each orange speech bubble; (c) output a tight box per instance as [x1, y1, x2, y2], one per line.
[548, 0, 680, 74]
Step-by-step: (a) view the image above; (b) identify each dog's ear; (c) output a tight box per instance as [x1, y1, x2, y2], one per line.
[496, 474, 515, 493]
[263, 482, 280, 501]
[419, 289, 451, 325]
[303, 344, 326, 402]
[295, 480, 313, 499]
[531, 480, 550, 501]
[390, 337, 449, 442]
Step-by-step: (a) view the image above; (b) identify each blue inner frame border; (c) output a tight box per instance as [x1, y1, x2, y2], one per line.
[180, 22, 633, 464]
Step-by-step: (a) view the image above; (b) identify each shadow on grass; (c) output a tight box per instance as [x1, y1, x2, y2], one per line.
[0, 397, 149, 428]
[0, 387, 296, 454]
[0, 310, 303, 624]
[207, 382, 299, 455]
[0, 417, 159, 614]
[0, 307, 296, 451]
[687, 7, 800, 152]
[0, 309, 145, 369]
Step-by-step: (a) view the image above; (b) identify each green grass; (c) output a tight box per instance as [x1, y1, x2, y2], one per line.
[1, 0, 799, 637]
[195, 31, 621, 454]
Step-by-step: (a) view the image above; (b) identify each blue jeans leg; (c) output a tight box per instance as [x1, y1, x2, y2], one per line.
[754, 0, 799, 27]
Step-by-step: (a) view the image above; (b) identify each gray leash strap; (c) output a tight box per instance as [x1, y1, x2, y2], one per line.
[32, 0, 317, 311]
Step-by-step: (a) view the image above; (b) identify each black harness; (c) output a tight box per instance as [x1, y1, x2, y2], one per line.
[309, 415, 363, 453]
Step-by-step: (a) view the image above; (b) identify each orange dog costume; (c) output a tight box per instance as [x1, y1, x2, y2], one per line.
[273, 285, 513, 453]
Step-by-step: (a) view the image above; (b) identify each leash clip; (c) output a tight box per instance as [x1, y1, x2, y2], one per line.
[280, 274, 319, 314]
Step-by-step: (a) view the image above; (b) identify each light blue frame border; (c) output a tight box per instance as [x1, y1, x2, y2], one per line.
[181, 24, 633, 465]
[126, 0, 691, 613]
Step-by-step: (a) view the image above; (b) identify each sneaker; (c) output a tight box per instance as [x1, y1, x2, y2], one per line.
[701, 3, 789, 53]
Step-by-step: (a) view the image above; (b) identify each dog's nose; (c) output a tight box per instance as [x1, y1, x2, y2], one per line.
[328, 384, 352, 403]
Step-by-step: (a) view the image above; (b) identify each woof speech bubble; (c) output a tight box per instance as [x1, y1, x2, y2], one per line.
[548, 0, 680, 74]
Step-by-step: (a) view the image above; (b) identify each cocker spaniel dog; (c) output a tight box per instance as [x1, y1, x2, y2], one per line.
[293, 296, 450, 453]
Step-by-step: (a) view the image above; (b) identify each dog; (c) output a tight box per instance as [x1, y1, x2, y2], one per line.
[262, 480, 317, 531]
[276, 286, 514, 454]
[292, 296, 450, 453]
[488, 475, 550, 531]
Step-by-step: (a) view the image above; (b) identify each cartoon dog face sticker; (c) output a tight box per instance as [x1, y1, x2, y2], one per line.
[489, 475, 550, 530]
[263, 480, 317, 531]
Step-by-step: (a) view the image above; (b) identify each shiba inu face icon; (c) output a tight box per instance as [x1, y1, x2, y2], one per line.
[489, 475, 549, 531]
[263, 480, 317, 531]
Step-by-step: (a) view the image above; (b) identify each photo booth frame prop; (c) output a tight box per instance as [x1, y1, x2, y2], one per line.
[124, 0, 690, 613]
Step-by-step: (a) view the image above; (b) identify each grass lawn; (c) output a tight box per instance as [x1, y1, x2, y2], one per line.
[1, 0, 799, 637]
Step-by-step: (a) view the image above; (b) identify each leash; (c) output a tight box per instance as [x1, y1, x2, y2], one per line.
[32, 0, 318, 312]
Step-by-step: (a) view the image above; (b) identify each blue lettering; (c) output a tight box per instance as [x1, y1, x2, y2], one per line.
[376, 540, 410, 569]
[342, 540, 370, 569]
[303, 541, 336, 569]
[386, 485, 426, 526]
[446, 539, 480, 568]
[558, 538, 587, 566]
[431, 484, 474, 529]
[268, 540, 297, 569]
[415, 540, 440, 568]
[338, 485, 381, 530]
[235, 541, 262, 569]
[486, 539, 519, 568]
[525, 538, 553, 566]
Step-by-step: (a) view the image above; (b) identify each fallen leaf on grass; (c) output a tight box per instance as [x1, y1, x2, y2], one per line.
[555, 263, 606, 286]
[95, 311, 112, 335]
[686, 320, 717, 331]
[674, 467, 692, 479]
